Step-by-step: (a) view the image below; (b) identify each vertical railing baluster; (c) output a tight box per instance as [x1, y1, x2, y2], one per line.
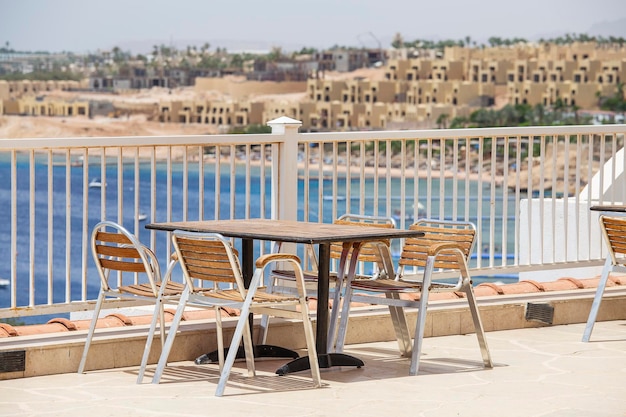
[29, 150, 35, 306]
[81, 148, 89, 300]
[358, 141, 366, 215]
[229, 144, 236, 219]
[399, 140, 407, 228]
[10, 150, 17, 308]
[46, 150, 53, 304]
[69, 149, 78, 303]
[450, 136, 459, 221]
[133, 148, 140, 234]
[385, 139, 392, 220]
[47, 151, 53, 304]
[214, 145, 221, 220]
[198, 145, 204, 220]
[475, 137, 484, 268]
[345, 140, 352, 215]
[501, 136, 510, 266]
[245, 144, 251, 219]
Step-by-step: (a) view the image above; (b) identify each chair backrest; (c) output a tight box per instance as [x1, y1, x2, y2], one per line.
[331, 214, 397, 263]
[91, 221, 159, 294]
[600, 215, 626, 265]
[172, 231, 245, 294]
[398, 219, 476, 271]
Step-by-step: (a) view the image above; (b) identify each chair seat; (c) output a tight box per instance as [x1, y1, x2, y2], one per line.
[194, 287, 301, 304]
[349, 278, 460, 293]
[272, 269, 337, 282]
[119, 281, 186, 297]
[157, 281, 186, 295]
[349, 278, 421, 292]
[272, 269, 374, 283]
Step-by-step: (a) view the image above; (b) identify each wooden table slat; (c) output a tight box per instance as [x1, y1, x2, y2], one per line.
[146, 219, 423, 243]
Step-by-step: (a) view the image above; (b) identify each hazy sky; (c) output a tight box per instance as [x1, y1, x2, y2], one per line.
[1, 0, 625, 53]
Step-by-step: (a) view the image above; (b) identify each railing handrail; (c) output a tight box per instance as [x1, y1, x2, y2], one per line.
[0, 132, 282, 149]
[299, 124, 626, 142]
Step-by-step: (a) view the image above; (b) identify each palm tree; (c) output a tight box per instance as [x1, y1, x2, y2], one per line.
[391, 33, 404, 49]
[450, 116, 469, 129]
[571, 104, 581, 124]
[533, 103, 546, 125]
[436, 113, 449, 129]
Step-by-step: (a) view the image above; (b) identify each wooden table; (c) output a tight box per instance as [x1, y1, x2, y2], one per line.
[146, 219, 424, 374]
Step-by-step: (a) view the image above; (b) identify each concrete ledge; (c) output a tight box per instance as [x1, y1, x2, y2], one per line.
[1, 288, 626, 380]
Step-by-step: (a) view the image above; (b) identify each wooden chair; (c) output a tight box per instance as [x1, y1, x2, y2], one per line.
[139, 230, 321, 397]
[78, 221, 184, 374]
[582, 215, 626, 342]
[335, 219, 493, 375]
[261, 214, 396, 350]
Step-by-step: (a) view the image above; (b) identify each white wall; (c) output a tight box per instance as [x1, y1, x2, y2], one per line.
[519, 198, 605, 281]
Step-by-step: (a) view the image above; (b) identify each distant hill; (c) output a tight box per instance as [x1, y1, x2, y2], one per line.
[587, 17, 626, 38]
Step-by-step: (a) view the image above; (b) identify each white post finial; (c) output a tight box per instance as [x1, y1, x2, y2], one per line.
[267, 116, 302, 135]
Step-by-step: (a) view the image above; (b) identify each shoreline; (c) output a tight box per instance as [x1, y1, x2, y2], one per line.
[3, 147, 505, 184]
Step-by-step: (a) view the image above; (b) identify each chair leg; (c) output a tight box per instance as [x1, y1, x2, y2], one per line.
[215, 298, 255, 397]
[300, 297, 321, 387]
[137, 296, 164, 383]
[409, 285, 430, 376]
[582, 257, 613, 342]
[463, 284, 493, 368]
[327, 268, 347, 352]
[386, 293, 412, 357]
[78, 291, 106, 374]
[152, 289, 190, 384]
[332, 243, 361, 353]
[334, 280, 353, 354]
[258, 275, 275, 345]
[242, 317, 256, 377]
[158, 258, 178, 347]
[409, 258, 435, 376]
[215, 307, 225, 372]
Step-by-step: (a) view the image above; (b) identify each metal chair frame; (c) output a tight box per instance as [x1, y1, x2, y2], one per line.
[582, 215, 626, 342]
[261, 214, 396, 351]
[78, 221, 183, 374]
[335, 219, 492, 375]
[139, 230, 321, 397]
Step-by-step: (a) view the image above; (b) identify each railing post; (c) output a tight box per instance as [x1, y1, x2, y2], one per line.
[267, 116, 302, 221]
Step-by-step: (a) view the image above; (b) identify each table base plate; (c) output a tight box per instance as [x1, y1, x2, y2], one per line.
[195, 344, 299, 365]
[275, 353, 364, 375]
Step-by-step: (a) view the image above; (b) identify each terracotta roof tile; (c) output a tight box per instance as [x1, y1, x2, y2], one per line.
[475, 283, 504, 295]
[1, 275, 624, 338]
[499, 280, 545, 295]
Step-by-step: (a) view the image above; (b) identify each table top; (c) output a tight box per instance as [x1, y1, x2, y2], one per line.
[146, 219, 424, 244]
[590, 205, 626, 213]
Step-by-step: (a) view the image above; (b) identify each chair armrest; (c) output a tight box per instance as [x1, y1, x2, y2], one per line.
[256, 253, 301, 268]
[427, 242, 464, 256]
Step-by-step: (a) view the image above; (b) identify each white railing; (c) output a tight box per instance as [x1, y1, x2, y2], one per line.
[1, 120, 625, 321]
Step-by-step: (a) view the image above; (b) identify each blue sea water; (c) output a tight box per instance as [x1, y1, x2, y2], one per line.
[0, 155, 518, 324]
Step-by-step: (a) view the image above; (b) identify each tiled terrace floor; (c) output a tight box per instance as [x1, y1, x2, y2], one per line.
[2, 320, 626, 417]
